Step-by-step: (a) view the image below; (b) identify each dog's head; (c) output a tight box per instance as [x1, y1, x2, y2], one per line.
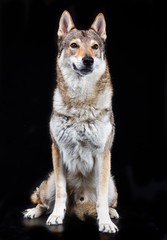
[57, 11, 107, 78]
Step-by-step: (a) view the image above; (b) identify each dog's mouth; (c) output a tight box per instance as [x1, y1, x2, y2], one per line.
[72, 63, 93, 76]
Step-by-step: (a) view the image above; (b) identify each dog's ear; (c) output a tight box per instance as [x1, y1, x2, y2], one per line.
[58, 11, 75, 39]
[91, 13, 107, 41]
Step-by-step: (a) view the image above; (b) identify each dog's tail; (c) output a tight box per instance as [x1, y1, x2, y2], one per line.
[30, 176, 52, 208]
[30, 187, 42, 205]
[30, 179, 48, 205]
[69, 202, 97, 220]
[69, 201, 119, 222]
[69, 194, 118, 221]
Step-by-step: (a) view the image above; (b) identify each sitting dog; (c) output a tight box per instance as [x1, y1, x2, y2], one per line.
[23, 10, 119, 233]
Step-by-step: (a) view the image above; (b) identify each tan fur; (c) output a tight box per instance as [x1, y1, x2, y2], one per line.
[100, 151, 111, 195]
[69, 202, 97, 220]
[70, 203, 119, 221]
[51, 143, 67, 209]
[30, 180, 48, 206]
[51, 143, 60, 182]
[30, 189, 41, 205]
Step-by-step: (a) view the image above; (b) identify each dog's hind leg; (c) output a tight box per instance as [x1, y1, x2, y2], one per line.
[23, 172, 55, 219]
[23, 204, 46, 219]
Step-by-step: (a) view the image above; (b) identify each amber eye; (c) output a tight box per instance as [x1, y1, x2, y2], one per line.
[92, 44, 98, 50]
[70, 42, 79, 48]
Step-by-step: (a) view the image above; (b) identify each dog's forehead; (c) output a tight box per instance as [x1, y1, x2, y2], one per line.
[63, 29, 103, 46]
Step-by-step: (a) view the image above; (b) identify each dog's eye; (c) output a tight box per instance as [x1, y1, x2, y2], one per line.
[70, 43, 79, 48]
[92, 44, 98, 50]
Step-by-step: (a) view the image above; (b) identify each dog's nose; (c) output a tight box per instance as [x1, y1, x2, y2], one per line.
[82, 57, 94, 67]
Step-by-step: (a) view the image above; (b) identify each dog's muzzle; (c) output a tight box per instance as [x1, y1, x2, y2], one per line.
[73, 57, 94, 76]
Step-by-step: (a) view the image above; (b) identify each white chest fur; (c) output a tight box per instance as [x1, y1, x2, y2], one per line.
[50, 103, 112, 176]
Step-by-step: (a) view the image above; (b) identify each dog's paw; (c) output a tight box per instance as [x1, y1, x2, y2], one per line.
[99, 220, 118, 233]
[46, 213, 64, 225]
[23, 208, 41, 219]
[109, 208, 119, 219]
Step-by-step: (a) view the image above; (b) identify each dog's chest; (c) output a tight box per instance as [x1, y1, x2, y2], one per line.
[50, 106, 112, 175]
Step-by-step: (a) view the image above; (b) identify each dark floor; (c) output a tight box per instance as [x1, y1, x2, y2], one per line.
[0, 192, 167, 240]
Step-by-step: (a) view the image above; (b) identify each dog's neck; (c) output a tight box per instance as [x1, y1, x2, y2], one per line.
[56, 61, 111, 106]
[53, 64, 113, 121]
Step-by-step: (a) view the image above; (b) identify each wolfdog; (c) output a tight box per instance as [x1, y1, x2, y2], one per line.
[23, 10, 119, 233]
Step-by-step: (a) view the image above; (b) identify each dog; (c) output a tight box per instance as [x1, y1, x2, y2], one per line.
[23, 10, 119, 233]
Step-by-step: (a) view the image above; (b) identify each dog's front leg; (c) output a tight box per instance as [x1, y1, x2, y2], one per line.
[96, 151, 118, 233]
[47, 143, 67, 225]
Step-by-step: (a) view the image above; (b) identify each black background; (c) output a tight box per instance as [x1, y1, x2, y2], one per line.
[1, 0, 167, 240]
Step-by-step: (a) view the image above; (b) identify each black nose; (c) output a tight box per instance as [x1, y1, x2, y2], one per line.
[82, 57, 94, 67]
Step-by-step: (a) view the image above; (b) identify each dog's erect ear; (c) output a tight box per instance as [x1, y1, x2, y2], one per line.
[91, 13, 107, 41]
[58, 10, 75, 39]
